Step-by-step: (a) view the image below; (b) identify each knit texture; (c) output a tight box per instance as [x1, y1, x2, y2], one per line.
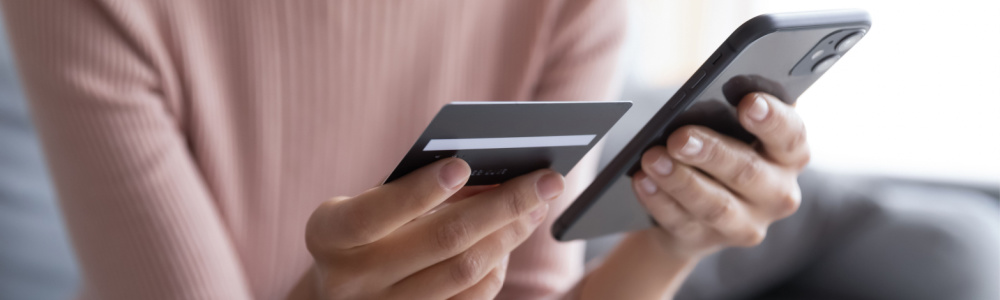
[1, 0, 625, 298]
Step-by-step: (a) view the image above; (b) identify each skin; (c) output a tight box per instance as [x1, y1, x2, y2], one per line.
[579, 92, 809, 299]
[289, 92, 808, 299]
[290, 159, 566, 300]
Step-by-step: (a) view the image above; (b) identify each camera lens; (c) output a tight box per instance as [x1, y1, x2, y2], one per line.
[812, 55, 840, 73]
[811, 49, 826, 60]
[836, 31, 865, 52]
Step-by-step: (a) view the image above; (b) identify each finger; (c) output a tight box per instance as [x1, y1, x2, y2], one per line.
[387, 206, 546, 299]
[306, 158, 470, 250]
[659, 125, 788, 205]
[448, 256, 509, 300]
[636, 166, 765, 247]
[374, 169, 562, 281]
[737, 92, 811, 168]
[632, 171, 695, 232]
[421, 185, 499, 219]
[637, 149, 746, 231]
[633, 171, 717, 245]
[445, 185, 498, 203]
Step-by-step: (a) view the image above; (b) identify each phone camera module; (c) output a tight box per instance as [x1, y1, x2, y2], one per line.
[812, 55, 840, 73]
[836, 30, 865, 52]
[789, 29, 866, 76]
[811, 49, 826, 60]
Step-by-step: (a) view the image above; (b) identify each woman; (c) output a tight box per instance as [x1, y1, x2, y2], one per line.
[1, 0, 807, 299]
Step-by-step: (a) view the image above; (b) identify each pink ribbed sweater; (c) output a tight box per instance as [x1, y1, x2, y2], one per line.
[1, 0, 625, 298]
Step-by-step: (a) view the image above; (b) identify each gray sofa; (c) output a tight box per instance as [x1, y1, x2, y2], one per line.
[587, 80, 1000, 299]
[0, 13, 79, 299]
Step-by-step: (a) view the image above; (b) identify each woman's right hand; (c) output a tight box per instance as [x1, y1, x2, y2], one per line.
[298, 158, 564, 300]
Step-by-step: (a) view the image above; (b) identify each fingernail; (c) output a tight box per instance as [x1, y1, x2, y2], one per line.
[652, 155, 673, 176]
[438, 160, 469, 189]
[535, 172, 564, 201]
[640, 177, 657, 195]
[748, 94, 770, 122]
[680, 136, 703, 157]
[530, 203, 549, 224]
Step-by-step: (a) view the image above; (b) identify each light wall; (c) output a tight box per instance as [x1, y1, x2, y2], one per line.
[625, 0, 1000, 185]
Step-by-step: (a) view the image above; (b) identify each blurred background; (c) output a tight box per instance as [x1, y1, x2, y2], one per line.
[1, 0, 997, 299]
[584, 2, 999, 298]
[618, 0, 999, 186]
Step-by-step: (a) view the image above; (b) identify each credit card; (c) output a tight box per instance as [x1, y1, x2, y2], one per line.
[385, 101, 631, 185]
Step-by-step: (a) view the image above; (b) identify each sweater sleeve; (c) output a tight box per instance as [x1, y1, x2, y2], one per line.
[498, 0, 627, 299]
[0, 1, 252, 298]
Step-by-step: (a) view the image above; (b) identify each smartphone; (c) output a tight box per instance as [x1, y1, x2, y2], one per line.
[553, 9, 871, 241]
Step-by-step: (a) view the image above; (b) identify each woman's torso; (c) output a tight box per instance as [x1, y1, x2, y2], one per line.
[158, 1, 558, 296]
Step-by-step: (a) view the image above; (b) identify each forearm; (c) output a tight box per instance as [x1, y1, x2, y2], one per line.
[577, 229, 699, 300]
[2, 1, 253, 297]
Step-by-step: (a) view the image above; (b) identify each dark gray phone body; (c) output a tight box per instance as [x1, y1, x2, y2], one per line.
[554, 10, 872, 241]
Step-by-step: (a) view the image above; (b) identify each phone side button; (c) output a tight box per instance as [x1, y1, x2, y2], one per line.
[709, 51, 722, 65]
[689, 71, 706, 89]
[668, 92, 686, 110]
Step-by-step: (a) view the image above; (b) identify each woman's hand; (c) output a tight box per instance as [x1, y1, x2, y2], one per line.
[632, 92, 809, 259]
[293, 158, 565, 300]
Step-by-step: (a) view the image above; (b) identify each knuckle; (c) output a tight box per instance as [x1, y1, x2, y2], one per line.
[506, 220, 531, 246]
[339, 206, 377, 246]
[758, 111, 781, 133]
[737, 227, 767, 247]
[777, 185, 802, 217]
[305, 233, 327, 255]
[700, 138, 721, 163]
[436, 217, 472, 253]
[397, 190, 429, 214]
[481, 269, 506, 296]
[647, 196, 682, 230]
[305, 200, 342, 251]
[660, 220, 684, 233]
[794, 148, 813, 170]
[731, 156, 764, 187]
[322, 201, 377, 247]
[673, 222, 701, 238]
[664, 170, 697, 198]
[656, 197, 682, 220]
[784, 123, 808, 154]
[391, 181, 441, 214]
[450, 252, 486, 287]
[499, 185, 535, 217]
[702, 199, 734, 225]
[381, 180, 440, 214]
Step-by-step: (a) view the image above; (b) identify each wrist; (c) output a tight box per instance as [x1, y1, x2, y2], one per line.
[580, 229, 702, 300]
[637, 227, 718, 263]
[621, 228, 711, 266]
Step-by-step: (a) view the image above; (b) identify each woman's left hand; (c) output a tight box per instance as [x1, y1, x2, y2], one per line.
[631, 92, 810, 259]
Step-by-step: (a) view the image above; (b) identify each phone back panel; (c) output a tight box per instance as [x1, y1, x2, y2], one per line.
[554, 10, 871, 241]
